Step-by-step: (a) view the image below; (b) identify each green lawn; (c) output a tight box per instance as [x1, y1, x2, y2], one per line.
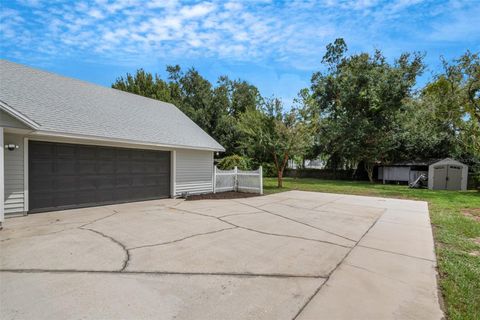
[264, 177, 480, 320]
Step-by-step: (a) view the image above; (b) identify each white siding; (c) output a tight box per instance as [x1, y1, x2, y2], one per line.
[383, 167, 411, 182]
[175, 150, 214, 195]
[0, 110, 29, 129]
[4, 133, 24, 214]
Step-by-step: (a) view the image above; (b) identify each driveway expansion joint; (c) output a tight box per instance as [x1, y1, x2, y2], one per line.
[356, 245, 436, 262]
[292, 213, 383, 320]
[0, 269, 328, 279]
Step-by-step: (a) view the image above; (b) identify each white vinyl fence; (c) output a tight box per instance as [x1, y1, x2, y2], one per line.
[214, 166, 263, 194]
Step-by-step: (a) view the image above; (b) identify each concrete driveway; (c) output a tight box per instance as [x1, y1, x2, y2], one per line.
[0, 191, 443, 319]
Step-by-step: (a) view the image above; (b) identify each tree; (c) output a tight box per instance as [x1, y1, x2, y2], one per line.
[112, 66, 263, 156]
[237, 98, 314, 187]
[112, 69, 173, 102]
[311, 39, 424, 181]
[292, 88, 321, 167]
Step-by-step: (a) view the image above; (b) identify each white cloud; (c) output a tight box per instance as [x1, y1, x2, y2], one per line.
[1, 0, 478, 70]
[180, 2, 215, 18]
[88, 8, 104, 19]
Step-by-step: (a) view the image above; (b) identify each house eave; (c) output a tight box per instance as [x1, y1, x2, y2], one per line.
[28, 130, 225, 152]
[0, 100, 40, 130]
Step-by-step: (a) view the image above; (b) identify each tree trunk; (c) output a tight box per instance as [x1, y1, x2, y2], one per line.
[364, 162, 374, 183]
[274, 152, 290, 188]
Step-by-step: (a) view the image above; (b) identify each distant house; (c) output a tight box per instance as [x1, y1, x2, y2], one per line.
[0, 60, 224, 223]
[378, 160, 429, 184]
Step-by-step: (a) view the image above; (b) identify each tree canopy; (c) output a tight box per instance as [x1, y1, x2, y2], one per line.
[112, 39, 479, 187]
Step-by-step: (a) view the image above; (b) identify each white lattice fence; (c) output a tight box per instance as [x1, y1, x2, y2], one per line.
[214, 167, 236, 192]
[214, 166, 263, 194]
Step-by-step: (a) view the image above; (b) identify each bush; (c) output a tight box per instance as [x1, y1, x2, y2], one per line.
[217, 155, 252, 170]
[260, 162, 277, 177]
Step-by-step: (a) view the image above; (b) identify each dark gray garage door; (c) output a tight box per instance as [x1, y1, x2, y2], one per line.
[29, 141, 170, 213]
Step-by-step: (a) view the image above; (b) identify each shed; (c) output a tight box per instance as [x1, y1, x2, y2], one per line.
[378, 161, 429, 184]
[428, 158, 468, 191]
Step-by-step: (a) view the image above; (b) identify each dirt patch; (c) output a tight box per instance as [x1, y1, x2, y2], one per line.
[185, 191, 260, 201]
[469, 250, 480, 257]
[461, 208, 480, 222]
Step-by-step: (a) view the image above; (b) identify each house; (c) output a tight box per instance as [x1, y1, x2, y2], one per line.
[0, 60, 224, 224]
[378, 160, 429, 184]
[428, 158, 468, 191]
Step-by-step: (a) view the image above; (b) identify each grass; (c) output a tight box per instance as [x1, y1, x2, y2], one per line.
[264, 177, 480, 320]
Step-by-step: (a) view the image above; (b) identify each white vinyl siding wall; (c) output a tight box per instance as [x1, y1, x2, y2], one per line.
[0, 111, 30, 129]
[4, 133, 24, 214]
[175, 149, 214, 195]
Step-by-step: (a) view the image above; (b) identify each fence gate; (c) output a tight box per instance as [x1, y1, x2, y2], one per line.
[214, 166, 263, 195]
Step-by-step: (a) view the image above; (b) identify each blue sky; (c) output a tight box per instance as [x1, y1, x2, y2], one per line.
[1, 0, 479, 106]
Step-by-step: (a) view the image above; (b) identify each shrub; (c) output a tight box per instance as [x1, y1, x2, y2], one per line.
[217, 155, 252, 170]
[260, 162, 277, 177]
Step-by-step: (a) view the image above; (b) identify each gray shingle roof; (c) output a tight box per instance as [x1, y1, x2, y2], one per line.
[0, 60, 224, 151]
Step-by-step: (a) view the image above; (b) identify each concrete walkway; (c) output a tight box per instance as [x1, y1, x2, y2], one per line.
[0, 191, 443, 319]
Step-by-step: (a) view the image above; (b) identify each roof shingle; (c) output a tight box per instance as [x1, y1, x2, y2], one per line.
[0, 60, 224, 151]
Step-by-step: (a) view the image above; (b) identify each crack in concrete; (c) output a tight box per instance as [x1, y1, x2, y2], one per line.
[292, 213, 383, 320]
[128, 227, 238, 250]
[217, 211, 262, 218]
[0, 269, 328, 279]
[170, 206, 354, 248]
[78, 209, 119, 228]
[79, 227, 130, 272]
[232, 200, 358, 243]
[220, 220, 353, 249]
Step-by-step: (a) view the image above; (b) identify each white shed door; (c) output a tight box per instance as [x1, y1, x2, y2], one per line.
[433, 165, 447, 190]
[446, 165, 462, 190]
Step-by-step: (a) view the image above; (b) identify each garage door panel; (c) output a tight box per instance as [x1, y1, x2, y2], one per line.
[78, 160, 96, 174]
[30, 176, 54, 192]
[78, 176, 97, 190]
[116, 149, 130, 159]
[56, 145, 76, 158]
[30, 142, 53, 158]
[116, 160, 131, 173]
[30, 193, 54, 211]
[30, 159, 54, 175]
[54, 192, 76, 207]
[132, 162, 146, 173]
[77, 190, 97, 203]
[116, 175, 132, 188]
[98, 148, 115, 159]
[29, 141, 171, 212]
[97, 189, 115, 203]
[96, 176, 115, 189]
[98, 160, 115, 174]
[55, 176, 77, 191]
[77, 146, 96, 159]
[55, 159, 76, 174]
[114, 188, 132, 201]
[144, 163, 159, 174]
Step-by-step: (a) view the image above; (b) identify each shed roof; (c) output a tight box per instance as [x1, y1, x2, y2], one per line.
[381, 160, 434, 167]
[429, 158, 467, 167]
[0, 60, 224, 151]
